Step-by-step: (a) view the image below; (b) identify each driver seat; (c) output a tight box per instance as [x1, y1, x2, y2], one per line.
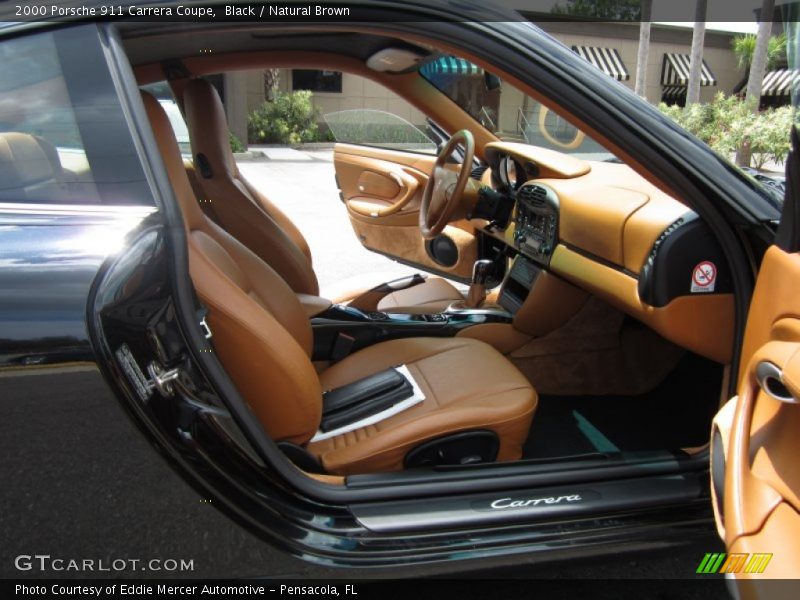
[180, 78, 464, 313]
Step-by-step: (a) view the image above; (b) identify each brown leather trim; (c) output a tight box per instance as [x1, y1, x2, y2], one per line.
[456, 323, 531, 355]
[303, 472, 345, 485]
[737, 247, 800, 388]
[309, 337, 536, 475]
[377, 277, 462, 313]
[182, 78, 320, 296]
[348, 217, 478, 280]
[550, 244, 734, 363]
[722, 247, 800, 583]
[510, 270, 589, 337]
[485, 141, 590, 179]
[297, 294, 333, 318]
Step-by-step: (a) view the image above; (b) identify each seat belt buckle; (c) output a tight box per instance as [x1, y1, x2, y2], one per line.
[330, 332, 356, 363]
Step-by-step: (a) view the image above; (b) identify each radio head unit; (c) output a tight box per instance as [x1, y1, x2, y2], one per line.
[513, 183, 558, 266]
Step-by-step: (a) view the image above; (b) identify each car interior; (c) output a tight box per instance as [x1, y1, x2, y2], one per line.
[104, 26, 738, 481]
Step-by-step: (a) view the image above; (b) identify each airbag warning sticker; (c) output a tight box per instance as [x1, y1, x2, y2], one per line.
[691, 261, 717, 293]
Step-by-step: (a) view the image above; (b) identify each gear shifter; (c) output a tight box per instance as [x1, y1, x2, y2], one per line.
[466, 259, 494, 308]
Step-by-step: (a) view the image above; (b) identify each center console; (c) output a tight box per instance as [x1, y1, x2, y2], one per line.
[311, 304, 512, 362]
[512, 182, 558, 266]
[498, 255, 541, 314]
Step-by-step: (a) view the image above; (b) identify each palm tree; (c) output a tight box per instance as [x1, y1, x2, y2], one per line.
[686, 0, 708, 106]
[744, 0, 778, 109]
[732, 32, 786, 74]
[634, 0, 652, 98]
[263, 68, 281, 102]
[736, 0, 777, 167]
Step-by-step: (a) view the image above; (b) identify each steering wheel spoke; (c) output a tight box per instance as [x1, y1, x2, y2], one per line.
[419, 130, 475, 239]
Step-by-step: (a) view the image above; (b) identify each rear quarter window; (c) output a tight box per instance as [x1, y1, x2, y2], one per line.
[0, 27, 151, 205]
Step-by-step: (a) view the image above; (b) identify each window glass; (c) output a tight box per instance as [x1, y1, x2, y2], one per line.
[419, 55, 617, 162]
[0, 28, 150, 205]
[786, 4, 800, 122]
[140, 82, 191, 155]
[324, 109, 437, 154]
[292, 70, 343, 93]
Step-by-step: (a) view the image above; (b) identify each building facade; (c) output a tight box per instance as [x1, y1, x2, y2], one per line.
[223, 21, 746, 144]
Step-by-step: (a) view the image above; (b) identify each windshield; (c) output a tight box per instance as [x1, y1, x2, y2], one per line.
[419, 52, 795, 202]
[419, 54, 617, 162]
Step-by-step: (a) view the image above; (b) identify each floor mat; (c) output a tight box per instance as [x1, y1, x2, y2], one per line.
[523, 352, 722, 459]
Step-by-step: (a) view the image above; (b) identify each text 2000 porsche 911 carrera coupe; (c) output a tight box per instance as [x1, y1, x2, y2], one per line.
[1, 0, 798, 591]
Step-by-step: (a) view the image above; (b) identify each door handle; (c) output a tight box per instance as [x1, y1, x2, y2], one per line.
[348, 170, 419, 218]
[755, 360, 798, 404]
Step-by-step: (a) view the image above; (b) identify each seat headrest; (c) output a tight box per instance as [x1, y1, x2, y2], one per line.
[182, 78, 237, 177]
[0, 133, 64, 200]
[140, 91, 207, 230]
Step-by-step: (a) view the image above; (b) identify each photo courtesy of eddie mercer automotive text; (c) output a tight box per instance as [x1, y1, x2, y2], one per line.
[14, 584, 356, 596]
[0, 0, 799, 596]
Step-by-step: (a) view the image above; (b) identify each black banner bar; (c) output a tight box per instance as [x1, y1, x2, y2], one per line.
[0, 0, 796, 25]
[3, 578, 760, 600]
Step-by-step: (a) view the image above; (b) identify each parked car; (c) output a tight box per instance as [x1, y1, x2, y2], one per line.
[1, 0, 798, 588]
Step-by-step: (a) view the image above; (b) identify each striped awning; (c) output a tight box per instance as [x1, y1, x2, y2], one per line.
[661, 85, 688, 102]
[661, 53, 717, 87]
[761, 69, 800, 97]
[420, 56, 483, 78]
[572, 46, 630, 81]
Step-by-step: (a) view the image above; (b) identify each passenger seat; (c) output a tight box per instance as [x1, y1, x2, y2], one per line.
[142, 91, 537, 475]
[180, 78, 465, 314]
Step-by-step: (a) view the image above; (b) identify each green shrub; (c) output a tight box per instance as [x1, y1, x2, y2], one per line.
[658, 93, 793, 170]
[229, 132, 246, 153]
[247, 90, 319, 145]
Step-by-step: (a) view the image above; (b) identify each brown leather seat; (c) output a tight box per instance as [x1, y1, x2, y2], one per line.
[180, 78, 464, 314]
[142, 91, 537, 475]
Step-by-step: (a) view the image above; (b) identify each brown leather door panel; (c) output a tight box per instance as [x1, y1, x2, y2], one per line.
[714, 246, 800, 582]
[333, 143, 477, 279]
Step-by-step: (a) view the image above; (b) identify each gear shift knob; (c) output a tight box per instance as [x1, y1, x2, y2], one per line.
[472, 259, 494, 285]
[463, 259, 494, 309]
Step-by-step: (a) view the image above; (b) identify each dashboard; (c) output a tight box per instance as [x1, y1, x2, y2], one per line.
[476, 141, 735, 364]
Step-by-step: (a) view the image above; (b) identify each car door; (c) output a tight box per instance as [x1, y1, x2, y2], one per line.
[327, 109, 479, 282]
[711, 128, 800, 587]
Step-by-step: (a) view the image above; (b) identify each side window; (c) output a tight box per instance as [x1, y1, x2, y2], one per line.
[0, 28, 150, 205]
[292, 70, 343, 93]
[140, 82, 191, 155]
[324, 109, 437, 154]
[315, 74, 436, 153]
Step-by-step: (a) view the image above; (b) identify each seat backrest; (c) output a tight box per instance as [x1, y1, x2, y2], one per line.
[182, 78, 319, 296]
[0, 132, 66, 202]
[142, 91, 322, 444]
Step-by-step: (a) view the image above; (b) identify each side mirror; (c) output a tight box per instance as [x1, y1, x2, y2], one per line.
[484, 72, 502, 91]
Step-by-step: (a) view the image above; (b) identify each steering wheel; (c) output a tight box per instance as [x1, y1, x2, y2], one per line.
[419, 129, 475, 239]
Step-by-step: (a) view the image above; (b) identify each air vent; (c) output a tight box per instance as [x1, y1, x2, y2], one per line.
[517, 184, 548, 206]
[470, 165, 489, 181]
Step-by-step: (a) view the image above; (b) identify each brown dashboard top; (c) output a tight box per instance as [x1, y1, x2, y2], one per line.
[484, 141, 591, 179]
[482, 146, 689, 274]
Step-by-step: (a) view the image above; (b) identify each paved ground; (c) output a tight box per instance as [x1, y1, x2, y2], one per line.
[237, 148, 418, 293]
